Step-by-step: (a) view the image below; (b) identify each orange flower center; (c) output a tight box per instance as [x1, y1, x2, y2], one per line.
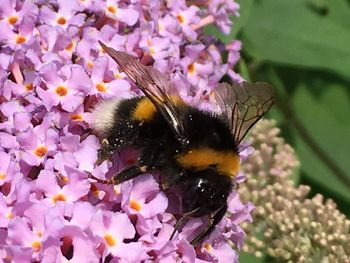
[204, 243, 212, 251]
[55, 85, 68, 96]
[87, 61, 94, 69]
[104, 234, 116, 247]
[65, 41, 74, 51]
[25, 83, 33, 91]
[107, 6, 117, 14]
[188, 63, 195, 74]
[16, 35, 26, 44]
[0, 173, 6, 180]
[129, 199, 142, 211]
[57, 16, 67, 25]
[34, 146, 48, 158]
[177, 14, 185, 24]
[70, 114, 83, 120]
[6, 211, 14, 219]
[53, 193, 66, 203]
[32, 240, 42, 251]
[8, 15, 18, 25]
[96, 83, 106, 92]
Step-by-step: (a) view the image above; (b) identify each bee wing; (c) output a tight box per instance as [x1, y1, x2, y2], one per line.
[214, 82, 275, 144]
[99, 41, 186, 141]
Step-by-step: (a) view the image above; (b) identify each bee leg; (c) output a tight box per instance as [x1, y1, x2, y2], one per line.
[96, 139, 115, 165]
[161, 170, 186, 191]
[169, 207, 200, 240]
[190, 204, 227, 247]
[109, 165, 148, 185]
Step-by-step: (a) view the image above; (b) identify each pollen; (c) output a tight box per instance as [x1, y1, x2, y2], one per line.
[56, 16, 67, 25]
[25, 83, 33, 91]
[188, 63, 195, 75]
[107, 5, 117, 14]
[36, 231, 43, 238]
[6, 211, 14, 219]
[158, 22, 164, 32]
[129, 199, 142, 211]
[65, 41, 74, 51]
[114, 185, 120, 195]
[90, 183, 99, 196]
[55, 85, 68, 96]
[87, 60, 94, 69]
[61, 175, 69, 183]
[15, 35, 26, 44]
[32, 240, 42, 251]
[204, 243, 212, 251]
[104, 233, 116, 247]
[149, 47, 156, 56]
[34, 146, 48, 158]
[70, 114, 83, 121]
[8, 15, 18, 25]
[114, 72, 123, 79]
[53, 193, 66, 203]
[176, 14, 185, 24]
[96, 83, 106, 92]
[0, 173, 5, 180]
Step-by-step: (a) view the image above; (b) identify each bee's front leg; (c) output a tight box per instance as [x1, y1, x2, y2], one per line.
[109, 165, 148, 185]
[90, 165, 147, 185]
[96, 139, 115, 165]
[190, 204, 228, 246]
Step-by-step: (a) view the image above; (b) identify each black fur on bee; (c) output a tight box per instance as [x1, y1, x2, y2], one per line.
[92, 41, 275, 246]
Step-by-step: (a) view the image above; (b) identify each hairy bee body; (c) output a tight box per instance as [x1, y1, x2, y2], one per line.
[94, 96, 238, 219]
[94, 42, 274, 246]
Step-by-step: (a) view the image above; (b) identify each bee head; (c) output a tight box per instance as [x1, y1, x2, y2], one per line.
[181, 168, 232, 216]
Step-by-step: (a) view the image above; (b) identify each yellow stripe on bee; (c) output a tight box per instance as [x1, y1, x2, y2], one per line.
[132, 96, 185, 122]
[176, 148, 240, 178]
[132, 97, 156, 121]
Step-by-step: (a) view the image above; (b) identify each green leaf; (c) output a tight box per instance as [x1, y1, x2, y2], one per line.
[240, 0, 350, 79]
[291, 83, 350, 201]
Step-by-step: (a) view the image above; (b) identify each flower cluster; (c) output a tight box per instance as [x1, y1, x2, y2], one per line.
[239, 119, 350, 262]
[0, 0, 250, 262]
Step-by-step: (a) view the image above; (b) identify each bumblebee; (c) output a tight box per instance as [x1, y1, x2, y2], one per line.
[92, 41, 275, 246]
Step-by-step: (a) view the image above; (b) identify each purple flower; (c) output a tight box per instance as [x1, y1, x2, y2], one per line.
[89, 56, 133, 99]
[121, 174, 168, 218]
[98, 0, 139, 26]
[0, 150, 19, 186]
[0, 0, 38, 28]
[208, 0, 239, 34]
[17, 116, 58, 166]
[0, 0, 247, 261]
[90, 210, 145, 261]
[35, 169, 90, 206]
[39, 0, 86, 29]
[37, 63, 92, 112]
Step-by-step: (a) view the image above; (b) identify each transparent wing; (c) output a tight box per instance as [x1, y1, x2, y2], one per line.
[214, 82, 275, 144]
[99, 41, 186, 141]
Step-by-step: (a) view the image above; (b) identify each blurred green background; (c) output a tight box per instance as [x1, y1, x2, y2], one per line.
[206, 0, 350, 261]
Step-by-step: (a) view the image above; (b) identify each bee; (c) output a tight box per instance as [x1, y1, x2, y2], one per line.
[92, 41, 275, 246]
